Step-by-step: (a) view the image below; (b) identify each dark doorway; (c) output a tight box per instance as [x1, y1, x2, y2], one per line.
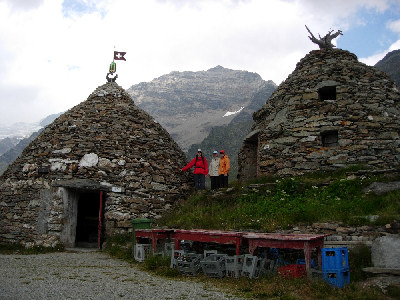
[75, 191, 103, 248]
[239, 130, 259, 181]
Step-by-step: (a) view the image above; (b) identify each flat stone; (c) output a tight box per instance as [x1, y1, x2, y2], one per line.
[372, 236, 400, 268]
[363, 181, 400, 195]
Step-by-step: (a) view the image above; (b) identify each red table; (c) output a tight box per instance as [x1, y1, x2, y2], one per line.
[135, 229, 175, 253]
[173, 229, 245, 255]
[243, 233, 329, 277]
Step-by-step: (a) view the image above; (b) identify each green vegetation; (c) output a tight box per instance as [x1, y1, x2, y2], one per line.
[103, 233, 135, 263]
[157, 167, 400, 231]
[209, 275, 389, 300]
[143, 255, 179, 277]
[0, 243, 64, 254]
[348, 244, 373, 282]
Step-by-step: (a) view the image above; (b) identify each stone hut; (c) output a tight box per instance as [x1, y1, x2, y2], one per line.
[238, 49, 400, 180]
[0, 82, 191, 248]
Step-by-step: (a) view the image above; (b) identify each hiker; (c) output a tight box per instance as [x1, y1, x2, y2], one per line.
[181, 149, 208, 190]
[208, 150, 220, 190]
[218, 150, 230, 188]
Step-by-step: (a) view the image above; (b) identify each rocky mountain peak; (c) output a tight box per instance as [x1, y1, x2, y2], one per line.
[375, 49, 400, 87]
[126, 66, 274, 151]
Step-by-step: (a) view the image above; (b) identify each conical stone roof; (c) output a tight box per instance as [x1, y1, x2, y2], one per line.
[0, 82, 191, 247]
[239, 49, 400, 178]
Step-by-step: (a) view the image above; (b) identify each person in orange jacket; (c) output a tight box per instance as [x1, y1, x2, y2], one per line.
[218, 150, 230, 188]
[181, 149, 208, 190]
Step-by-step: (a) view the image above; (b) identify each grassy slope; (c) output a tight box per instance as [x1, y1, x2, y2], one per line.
[156, 167, 400, 231]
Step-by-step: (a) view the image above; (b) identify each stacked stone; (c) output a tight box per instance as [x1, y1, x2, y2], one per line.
[277, 221, 400, 248]
[0, 82, 191, 247]
[239, 49, 400, 178]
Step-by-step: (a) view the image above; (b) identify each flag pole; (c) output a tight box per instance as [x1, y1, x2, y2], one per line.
[107, 47, 125, 83]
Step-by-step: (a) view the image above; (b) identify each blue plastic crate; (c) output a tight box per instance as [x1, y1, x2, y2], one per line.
[322, 269, 350, 288]
[322, 247, 349, 270]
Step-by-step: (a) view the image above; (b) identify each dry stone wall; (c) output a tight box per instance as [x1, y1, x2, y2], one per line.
[239, 49, 400, 178]
[0, 82, 191, 247]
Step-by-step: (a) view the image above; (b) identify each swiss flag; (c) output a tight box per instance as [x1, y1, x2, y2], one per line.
[114, 51, 126, 61]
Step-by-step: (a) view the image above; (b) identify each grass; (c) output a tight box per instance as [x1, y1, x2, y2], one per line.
[143, 255, 180, 277]
[347, 244, 373, 282]
[206, 276, 373, 300]
[0, 243, 64, 255]
[102, 233, 135, 263]
[156, 167, 400, 231]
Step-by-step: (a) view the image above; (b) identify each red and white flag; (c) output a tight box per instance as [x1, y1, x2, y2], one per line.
[114, 51, 126, 61]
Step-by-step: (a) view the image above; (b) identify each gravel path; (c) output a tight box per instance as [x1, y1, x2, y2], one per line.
[0, 250, 244, 300]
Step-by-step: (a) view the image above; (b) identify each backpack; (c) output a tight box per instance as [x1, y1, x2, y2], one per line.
[194, 155, 205, 169]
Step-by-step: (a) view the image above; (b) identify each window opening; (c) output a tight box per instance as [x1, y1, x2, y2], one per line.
[318, 86, 336, 100]
[321, 130, 338, 147]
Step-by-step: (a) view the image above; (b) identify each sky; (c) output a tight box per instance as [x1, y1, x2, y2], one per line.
[0, 0, 400, 125]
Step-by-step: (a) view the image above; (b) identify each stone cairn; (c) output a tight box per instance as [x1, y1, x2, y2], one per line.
[239, 49, 400, 179]
[0, 82, 191, 247]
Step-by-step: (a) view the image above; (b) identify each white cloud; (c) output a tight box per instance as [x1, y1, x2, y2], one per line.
[360, 39, 400, 65]
[388, 19, 400, 33]
[359, 11, 400, 66]
[0, 0, 398, 125]
[0, 0, 44, 12]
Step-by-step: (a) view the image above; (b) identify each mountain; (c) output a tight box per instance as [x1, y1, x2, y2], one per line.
[187, 83, 276, 179]
[0, 130, 42, 175]
[0, 137, 20, 156]
[0, 113, 62, 175]
[38, 113, 64, 127]
[0, 122, 42, 140]
[0, 112, 63, 140]
[375, 49, 400, 87]
[127, 66, 274, 151]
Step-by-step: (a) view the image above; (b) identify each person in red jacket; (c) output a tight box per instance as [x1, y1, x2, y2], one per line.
[181, 149, 208, 190]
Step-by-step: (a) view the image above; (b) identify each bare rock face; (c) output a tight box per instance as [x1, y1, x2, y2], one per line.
[127, 66, 274, 151]
[375, 49, 400, 88]
[239, 49, 400, 179]
[0, 82, 191, 247]
[372, 236, 400, 269]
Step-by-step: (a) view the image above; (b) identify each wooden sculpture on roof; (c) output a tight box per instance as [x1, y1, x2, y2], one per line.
[305, 25, 343, 49]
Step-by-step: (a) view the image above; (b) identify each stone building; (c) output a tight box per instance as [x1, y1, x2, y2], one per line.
[0, 82, 191, 248]
[238, 49, 400, 180]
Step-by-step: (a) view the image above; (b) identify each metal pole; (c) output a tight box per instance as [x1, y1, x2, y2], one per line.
[98, 191, 103, 249]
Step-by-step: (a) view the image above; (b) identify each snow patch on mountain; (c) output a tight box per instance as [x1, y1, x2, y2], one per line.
[223, 107, 244, 117]
[0, 122, 43, 140]
[0, 112, 62, 140]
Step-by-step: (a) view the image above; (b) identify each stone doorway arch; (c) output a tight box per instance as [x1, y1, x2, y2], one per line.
[58, 180, 106, 248]
[238, 130, 259, 181]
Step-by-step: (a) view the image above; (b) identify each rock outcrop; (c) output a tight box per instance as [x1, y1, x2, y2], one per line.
[375, 49, 400, 88]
